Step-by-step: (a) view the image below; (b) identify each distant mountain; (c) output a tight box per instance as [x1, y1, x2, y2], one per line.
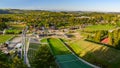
[0, 9, 24, 14]
[0, 9, 43, 14]
[0, 9, 120, 14]
[0, 9, 12, 14]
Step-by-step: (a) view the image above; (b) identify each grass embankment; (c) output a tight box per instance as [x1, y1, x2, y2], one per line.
[0, 35, 14, 44]
[68, 39, 120, 68]
[47, 38, 71, 55]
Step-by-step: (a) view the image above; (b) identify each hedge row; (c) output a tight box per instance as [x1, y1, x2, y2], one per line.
[5, 29, 22, 34]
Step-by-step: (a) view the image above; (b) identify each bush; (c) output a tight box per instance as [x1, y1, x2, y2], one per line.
[5, 29, 22, 34]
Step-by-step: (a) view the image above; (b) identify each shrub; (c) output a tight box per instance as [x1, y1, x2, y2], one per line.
[5, 29, 22, 34]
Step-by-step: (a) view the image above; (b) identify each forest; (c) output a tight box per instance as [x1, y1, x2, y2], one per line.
[0, 9, 120, 30]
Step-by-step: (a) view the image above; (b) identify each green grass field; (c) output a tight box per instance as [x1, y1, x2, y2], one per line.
[79, 24, 115, 38]
[0, 35, 14, 44]
[40, 38, 47, 43]
[83, 24, 115, 31]
[48, 38, 71, 55]
[68, 39, 120, 68]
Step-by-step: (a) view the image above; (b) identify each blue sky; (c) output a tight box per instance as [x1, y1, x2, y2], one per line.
[0, 0, 120, 12]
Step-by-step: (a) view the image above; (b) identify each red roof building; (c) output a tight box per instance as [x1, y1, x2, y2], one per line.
[101, 38, 109, 44]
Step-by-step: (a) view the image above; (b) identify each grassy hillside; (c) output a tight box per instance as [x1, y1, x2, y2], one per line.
[0, 35, 14, 44]
[68, 39, 120, 68]
[47, 38, 71, 55]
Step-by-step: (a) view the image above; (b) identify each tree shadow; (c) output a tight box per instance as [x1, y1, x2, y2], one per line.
[61, 39, 120, 68]
[81, 46, 120, 68]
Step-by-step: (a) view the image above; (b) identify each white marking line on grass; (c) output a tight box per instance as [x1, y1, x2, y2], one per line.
[58, 59, 78, 63]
